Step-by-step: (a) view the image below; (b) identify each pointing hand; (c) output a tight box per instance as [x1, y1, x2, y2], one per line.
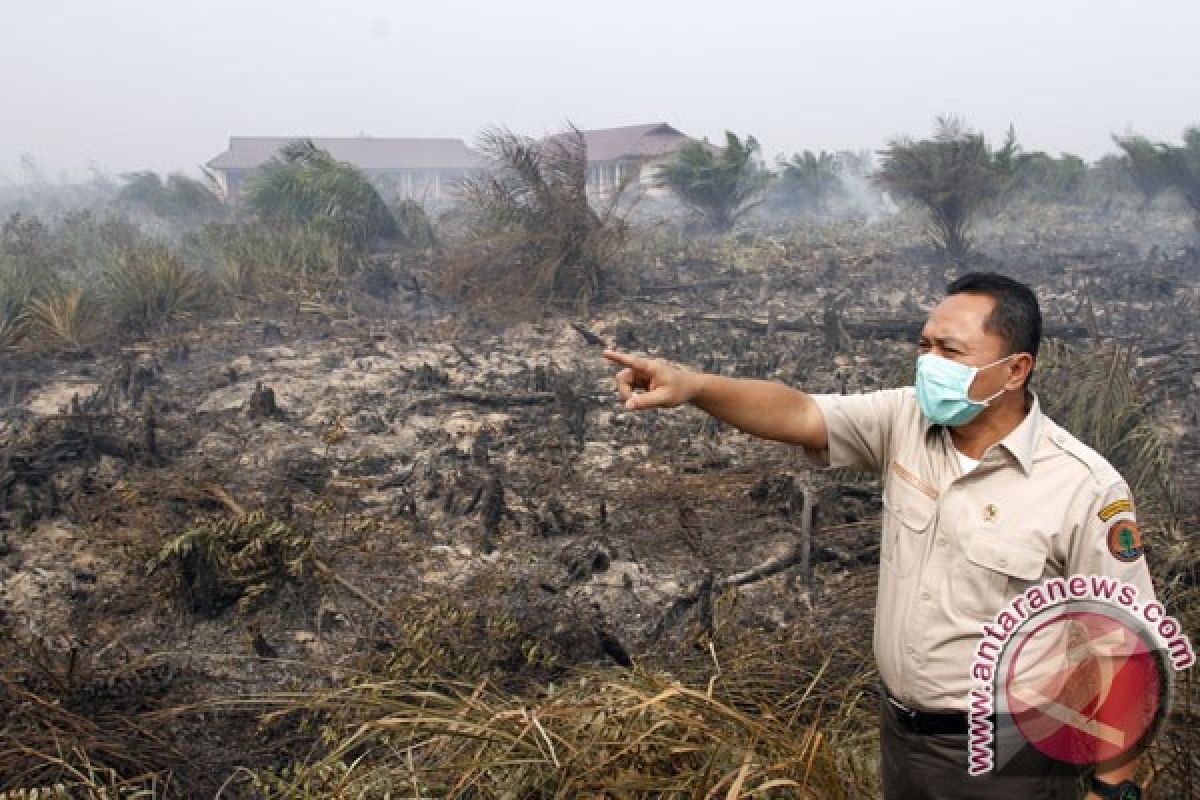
[602, 349, 699, 411]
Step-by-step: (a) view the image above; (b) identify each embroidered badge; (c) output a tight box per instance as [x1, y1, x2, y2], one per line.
[1097, 499, 1133, 522]
[1107, 519, 1144, 562]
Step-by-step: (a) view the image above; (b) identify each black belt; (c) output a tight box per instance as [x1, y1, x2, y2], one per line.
[885, 689, 969, 735]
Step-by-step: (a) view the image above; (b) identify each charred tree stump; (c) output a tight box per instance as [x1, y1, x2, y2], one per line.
[756, 269, 771, 307]
[141, 401, 159, 462]
[798, 486, 815, 584]
[822, 294, 851, 353]
[479, 476, 505, 554]
[595, 625, 633, 668]
[261, 323, 283, 345]
[127, 364, 158, 409]
[554, 379, 588, 446]
[537, 497, 569, 537]
[247, 382, 279, 419]
[570, 322, 607, 347]
[409, 274, 423, 310]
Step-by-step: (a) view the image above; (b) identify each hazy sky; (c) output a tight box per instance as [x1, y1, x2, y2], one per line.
[2, 0, 1198, 181]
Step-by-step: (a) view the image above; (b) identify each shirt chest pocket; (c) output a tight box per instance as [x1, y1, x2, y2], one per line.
[952, 533, 1048, 619]
[881, 470, 936, 577]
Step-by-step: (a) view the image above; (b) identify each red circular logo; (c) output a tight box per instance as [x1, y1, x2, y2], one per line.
[1004, 610, 1164, 765]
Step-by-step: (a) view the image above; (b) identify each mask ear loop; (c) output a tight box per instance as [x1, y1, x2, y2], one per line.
[978, 386, 1007, 406]
[980, 352, 1020, 371]
[975, 354, 1020, 407]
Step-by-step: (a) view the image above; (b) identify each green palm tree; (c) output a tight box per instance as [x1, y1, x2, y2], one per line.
[875, 117, 1015, 261]
[1008, 152, 1087, 204]
[657, 132, 768, 232]
[116, 171, 224, 224]
[773, 150, 843, 212]
[245, 140, 399, 252]
[1114, 127, 1200, 231]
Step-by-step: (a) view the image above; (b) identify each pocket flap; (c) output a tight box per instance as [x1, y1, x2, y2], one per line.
[883, 472, 936, 532]
[965, 535, 1045, 580]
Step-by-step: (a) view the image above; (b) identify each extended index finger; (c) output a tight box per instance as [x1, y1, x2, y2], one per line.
[603, 349, 650, 371]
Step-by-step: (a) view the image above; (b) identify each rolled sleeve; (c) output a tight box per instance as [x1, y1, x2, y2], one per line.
[805, 388, 909, 475]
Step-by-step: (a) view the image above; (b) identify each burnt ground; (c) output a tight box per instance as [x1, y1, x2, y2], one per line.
[0, 206, 1198, 795]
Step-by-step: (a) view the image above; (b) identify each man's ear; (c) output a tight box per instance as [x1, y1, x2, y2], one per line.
[1008, 354, 1034, 389]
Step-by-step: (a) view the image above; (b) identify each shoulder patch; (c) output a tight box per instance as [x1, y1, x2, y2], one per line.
[1098, 499, 1134, 522]
[1107, 519, 1144, 562]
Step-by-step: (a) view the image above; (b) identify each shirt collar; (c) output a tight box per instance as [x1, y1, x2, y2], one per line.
[1000, 391, 1041, 475]
[921, 390, 1041, 476]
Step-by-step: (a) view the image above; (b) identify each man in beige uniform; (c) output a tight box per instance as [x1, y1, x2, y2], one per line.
[605, 273, 1158, 800]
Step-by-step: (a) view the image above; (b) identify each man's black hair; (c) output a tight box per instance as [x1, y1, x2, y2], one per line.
[945, 272, 1042, 360]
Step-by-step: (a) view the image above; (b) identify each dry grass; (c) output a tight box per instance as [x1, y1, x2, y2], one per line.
[27, 286, 99, 352]
[0, 306, 25, 349]
[1140, 514, 1200, 796]
[192, 605, 881, 799]
[0, 668, 184, 798]
[0, 256, 49, 349]
[2, 565, 882, 798]
[1036, 340, 1176, 518]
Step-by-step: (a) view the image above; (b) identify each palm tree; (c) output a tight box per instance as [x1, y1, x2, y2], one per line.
[116, 171, 224, 225]
[1008, 152, 1087, 204]
[875, 117, 1015, 262]
[657, 132, 768, 232]
[773, 150, 843, 212]
[448, 125, 628, 312]
[1114, 127, 1200, 232]
[244, 140, 399, 252]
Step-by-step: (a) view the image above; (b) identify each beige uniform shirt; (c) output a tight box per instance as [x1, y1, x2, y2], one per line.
[808, 387, 1157, 712]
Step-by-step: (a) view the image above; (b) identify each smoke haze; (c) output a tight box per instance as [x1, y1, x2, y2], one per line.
[2, 0, 1198, 180]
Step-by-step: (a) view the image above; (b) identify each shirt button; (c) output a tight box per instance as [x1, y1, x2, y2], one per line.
[998, 557, 1008, 567]
[936, 538, 947, 547]
[921, 591, 931, 601]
